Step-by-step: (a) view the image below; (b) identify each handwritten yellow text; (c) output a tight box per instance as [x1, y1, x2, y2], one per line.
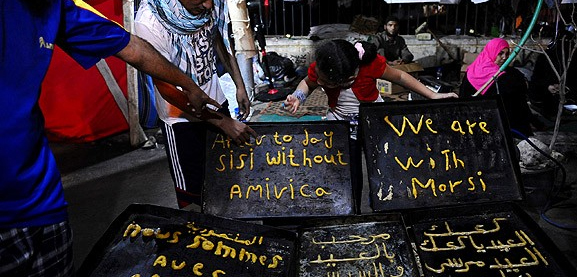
[411, 171, 486, 198]
[229, 179, 332, 200]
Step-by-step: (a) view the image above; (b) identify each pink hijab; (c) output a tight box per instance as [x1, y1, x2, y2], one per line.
[466, 38, 510, 95]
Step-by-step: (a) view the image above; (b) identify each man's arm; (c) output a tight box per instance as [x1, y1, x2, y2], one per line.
[214, 30, 251, 120]
[153, 78, 257, 145]
[369, 33, 386, 58]
[398, 37, 414, 63]
[115, 34, 220, 117]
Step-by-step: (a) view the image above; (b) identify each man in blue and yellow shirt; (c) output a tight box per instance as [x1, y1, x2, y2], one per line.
[0, 0, 225, 275]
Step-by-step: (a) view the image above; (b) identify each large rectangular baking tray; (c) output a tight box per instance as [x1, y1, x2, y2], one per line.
[295, 214, 419, 277]
[77, 204, 298, 277]
[203, 121, 355, 219]
[359, 98, 524, 212]
[403, 202, 576, 276]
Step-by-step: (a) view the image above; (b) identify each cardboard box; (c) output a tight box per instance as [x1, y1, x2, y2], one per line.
[462, 52, 479, 65]
[391, 62, 424, 73]
[377, 78, 406, 95]
[416, 32, 432, 40]
[377, 63, 423, 95]
[461, 52, 479, 78]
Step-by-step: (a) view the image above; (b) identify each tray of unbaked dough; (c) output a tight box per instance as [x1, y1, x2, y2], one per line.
[294, 214, 420, 277]
[77, 204, 298, 277]
[402, 202, 576, 277]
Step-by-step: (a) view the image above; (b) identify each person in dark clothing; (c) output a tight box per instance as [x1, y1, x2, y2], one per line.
[529, 35, 576, 117]
[460, 38, 536, 137]
[370, 16, 414, 66]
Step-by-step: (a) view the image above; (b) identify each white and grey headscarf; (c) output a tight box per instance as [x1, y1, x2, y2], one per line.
[147, 0, 231, 80]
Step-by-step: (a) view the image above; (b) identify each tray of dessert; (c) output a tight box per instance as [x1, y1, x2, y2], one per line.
[203, 121, 355, 219]
[403, 202, 576, 276]
[78, 204, 298, 277]
[295, 214, 419, 277]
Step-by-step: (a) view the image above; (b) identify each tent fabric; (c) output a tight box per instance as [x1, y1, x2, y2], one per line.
[40, 0, 129, 143]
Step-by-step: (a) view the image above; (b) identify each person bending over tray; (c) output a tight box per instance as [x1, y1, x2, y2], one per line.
[283, 39, 457, 212]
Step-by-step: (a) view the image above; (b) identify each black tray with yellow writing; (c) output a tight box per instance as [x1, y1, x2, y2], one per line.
[403, 202, 576, 276]
[295, 214, 420, 277]
[359, 97, 523, 212]
[77, 204, 298, 277]
[202, 121, 355, 219]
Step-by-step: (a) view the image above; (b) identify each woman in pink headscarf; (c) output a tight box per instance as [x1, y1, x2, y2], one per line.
[460, 38, 536, 137]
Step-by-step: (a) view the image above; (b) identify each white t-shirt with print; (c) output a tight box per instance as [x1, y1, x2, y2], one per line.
[135, 5, 227, 125]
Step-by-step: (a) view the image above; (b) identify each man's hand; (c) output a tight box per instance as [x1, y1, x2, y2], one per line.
[182, 88, 222, 117]
[117, 35, 220, 117]
[218, 117, 258, 145]
[283, 94, 301, 114]
[153, 78, 221, 118]
[236, 88, 251, 120]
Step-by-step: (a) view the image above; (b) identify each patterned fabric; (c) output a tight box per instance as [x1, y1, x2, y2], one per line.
[0, 222, 74, 277]
[147, 0, 231, 77]
[261, 89, 328, 118]
[148, 0, 211, 34]
[212, 0, 231, 52]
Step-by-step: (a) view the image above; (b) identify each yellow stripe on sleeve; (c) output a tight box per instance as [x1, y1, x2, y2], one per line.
[70, 0, 127, 30]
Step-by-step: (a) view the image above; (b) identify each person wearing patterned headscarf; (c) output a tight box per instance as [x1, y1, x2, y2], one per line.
[135, 0, 256, 208]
